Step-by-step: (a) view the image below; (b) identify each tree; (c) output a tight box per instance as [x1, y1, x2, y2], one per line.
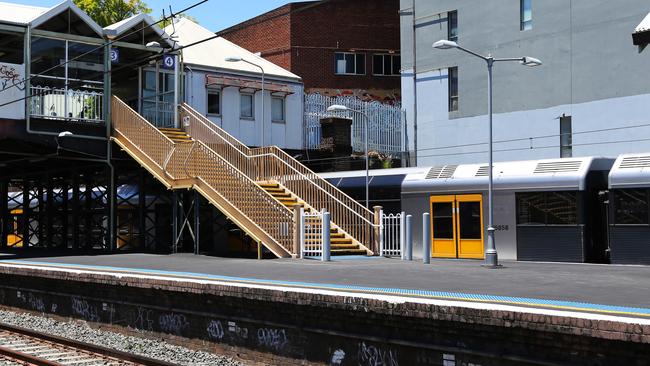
[73, 0, 151, 27]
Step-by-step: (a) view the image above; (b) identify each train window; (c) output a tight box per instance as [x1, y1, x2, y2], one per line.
[613, 189, 649, 225]
[432, 202, 454, 239]
[516, 192, 546, 225]
[517, 192, 578, 225]
[545, 192, 577, 225]
[459, 201, 482, 239]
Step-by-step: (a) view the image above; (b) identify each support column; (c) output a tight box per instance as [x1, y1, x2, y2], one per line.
[138, 170, 146, 249]
[72, 172, 80, 250]
[373, 206, 382, 255]
[37, 184, 44, 249]
[61, 179, 69, 249]
[172, 190, 178, 253]
[46, 176, 53, 249]
[193, 190, 200, 255]
[292, 204, 302, 257]
[0, 179, 7, 250]
[22, 178, 30, 251]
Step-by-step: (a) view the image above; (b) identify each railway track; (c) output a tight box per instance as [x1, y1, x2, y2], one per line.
[0, 322, 175, 366]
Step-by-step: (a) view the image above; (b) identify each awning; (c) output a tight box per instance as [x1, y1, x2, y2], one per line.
[633, 12, 650, 46]
[206, 75, 294, 95]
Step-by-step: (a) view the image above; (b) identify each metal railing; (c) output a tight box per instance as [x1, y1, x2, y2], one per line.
[304, 94, 406, 154]
[381, 211, 404, 258]
[300, 208, 324, 258]
[30, 86, 103, 123]
[113, 97, 295, 254]
[181, 103, 376, 252]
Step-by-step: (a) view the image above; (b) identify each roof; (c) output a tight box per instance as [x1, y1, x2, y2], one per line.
[104, 13, 173, 47]
[0, 0, 104, 36]
[635, 12, 650, 34]
[0, 1, 49, 25]
[402, 157, 614, 194]
[165, 18, 301, 81]
[609, 153, 650, 189]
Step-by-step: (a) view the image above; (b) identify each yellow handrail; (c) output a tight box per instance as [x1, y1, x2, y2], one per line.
[112, 96, 294, 255]
[180, 103, 376, 250]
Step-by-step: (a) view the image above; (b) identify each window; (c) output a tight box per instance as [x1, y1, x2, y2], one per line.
[516, 192, 578, 225]
[560, 115, 572, 158]
[240, 93, 254, 119]
[448, 67, 458, 112]
[335, 52, 366, 75]
[613, 189, 649, 225]
[271, 96, 285, 122]
[448, 11, 458, 42]
[372, 54, 401, 76]
[207, 89, 220, 115]
[521, 0, 532, 31]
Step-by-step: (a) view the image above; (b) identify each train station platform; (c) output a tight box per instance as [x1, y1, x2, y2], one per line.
[0, 253, 649, 364]
[0, 253, 648, 319]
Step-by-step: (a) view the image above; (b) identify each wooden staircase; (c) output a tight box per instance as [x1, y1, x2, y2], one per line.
[159, 128, 193, 144]
[258, 182, 368, 256]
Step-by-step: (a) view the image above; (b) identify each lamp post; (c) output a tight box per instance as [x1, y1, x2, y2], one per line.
[327, 105, 370, 209]
[432, 39, 542, 268]
[225, 56, 266, 147]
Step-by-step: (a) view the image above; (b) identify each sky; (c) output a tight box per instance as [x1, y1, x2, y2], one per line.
[26, 0, 312, 31]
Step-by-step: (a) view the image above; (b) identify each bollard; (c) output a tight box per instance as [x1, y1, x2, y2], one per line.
[322, 209, 331, 262]
[299, 207, 305, 259]
[423, 213, 431, 264]
[405, 214, 413, 261]
[400, 211, 406, 260]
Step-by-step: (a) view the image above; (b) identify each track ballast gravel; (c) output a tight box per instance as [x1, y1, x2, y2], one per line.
[0, 309, 247, 366]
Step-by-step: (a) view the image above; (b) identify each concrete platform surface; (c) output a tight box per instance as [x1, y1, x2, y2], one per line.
[1, 254, 649, 318]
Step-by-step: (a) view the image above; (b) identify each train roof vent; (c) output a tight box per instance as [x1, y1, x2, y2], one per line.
[619, 155, 650, 169]
[533, 160, 582, 174]
[475, 166, 489, 177]
[425, 165, 458, 179]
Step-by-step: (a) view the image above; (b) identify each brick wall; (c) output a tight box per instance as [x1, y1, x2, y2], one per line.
[0, 265, 649, 365]
[219, 0, 401, 96]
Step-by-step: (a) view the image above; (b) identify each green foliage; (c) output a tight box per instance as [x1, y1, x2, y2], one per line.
[73, 0, 151, 27]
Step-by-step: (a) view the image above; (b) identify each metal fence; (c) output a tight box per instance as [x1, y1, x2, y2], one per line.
[304, 94, 406, 154]
[30, 86, 103, 123]
[300, 209, 325, 258]
[381, 211, 404, 257]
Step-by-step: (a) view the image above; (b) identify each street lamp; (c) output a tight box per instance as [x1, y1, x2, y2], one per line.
[225, 56, 266, 147]
[326, 104, 370, 209]
[432, 39, 542, 268]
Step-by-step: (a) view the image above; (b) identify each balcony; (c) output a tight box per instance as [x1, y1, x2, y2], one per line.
[29, 86, 104, 124]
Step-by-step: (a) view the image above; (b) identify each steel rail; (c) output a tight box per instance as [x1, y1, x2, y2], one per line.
[0, 322, 175, 366]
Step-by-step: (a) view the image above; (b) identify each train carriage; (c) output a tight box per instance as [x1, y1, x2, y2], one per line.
[608, 153, 650, 265]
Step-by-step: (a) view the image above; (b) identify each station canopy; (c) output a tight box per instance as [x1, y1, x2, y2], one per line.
[633, 12, 650, 46]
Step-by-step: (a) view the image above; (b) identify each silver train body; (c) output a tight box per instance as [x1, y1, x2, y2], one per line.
[320, 153, 650, 265]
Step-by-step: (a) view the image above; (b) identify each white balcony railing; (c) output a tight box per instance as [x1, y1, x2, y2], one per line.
[29, 86, 104, 123]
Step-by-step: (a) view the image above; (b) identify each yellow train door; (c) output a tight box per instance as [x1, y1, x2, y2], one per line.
[429, 195, 457, 258]
[429, 194, 484, 259]
[456, 194, 484, 259]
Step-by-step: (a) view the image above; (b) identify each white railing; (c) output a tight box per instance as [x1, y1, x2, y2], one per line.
[30, 86, 103, 123]
[300, 208, 325, 258]
[304, 94, 406, 154]
[381, 211, 404, 258]
[142, 101, 175, 128]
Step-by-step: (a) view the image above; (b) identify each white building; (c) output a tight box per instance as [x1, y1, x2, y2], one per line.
[166, 19, 304, 150]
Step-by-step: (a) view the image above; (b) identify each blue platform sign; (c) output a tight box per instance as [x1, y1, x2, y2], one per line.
[110, 48, 119, 64]
[162, 54, 176, 70]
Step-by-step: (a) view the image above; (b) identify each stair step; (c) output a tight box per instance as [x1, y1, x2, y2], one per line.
[258, 183, 280, 188]
[331, 249, 367, 256]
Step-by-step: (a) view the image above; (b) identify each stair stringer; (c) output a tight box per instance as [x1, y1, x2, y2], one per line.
[264, 180, 374, 255]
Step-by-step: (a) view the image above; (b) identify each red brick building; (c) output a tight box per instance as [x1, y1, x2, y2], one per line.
[217, 0, 401, 103]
